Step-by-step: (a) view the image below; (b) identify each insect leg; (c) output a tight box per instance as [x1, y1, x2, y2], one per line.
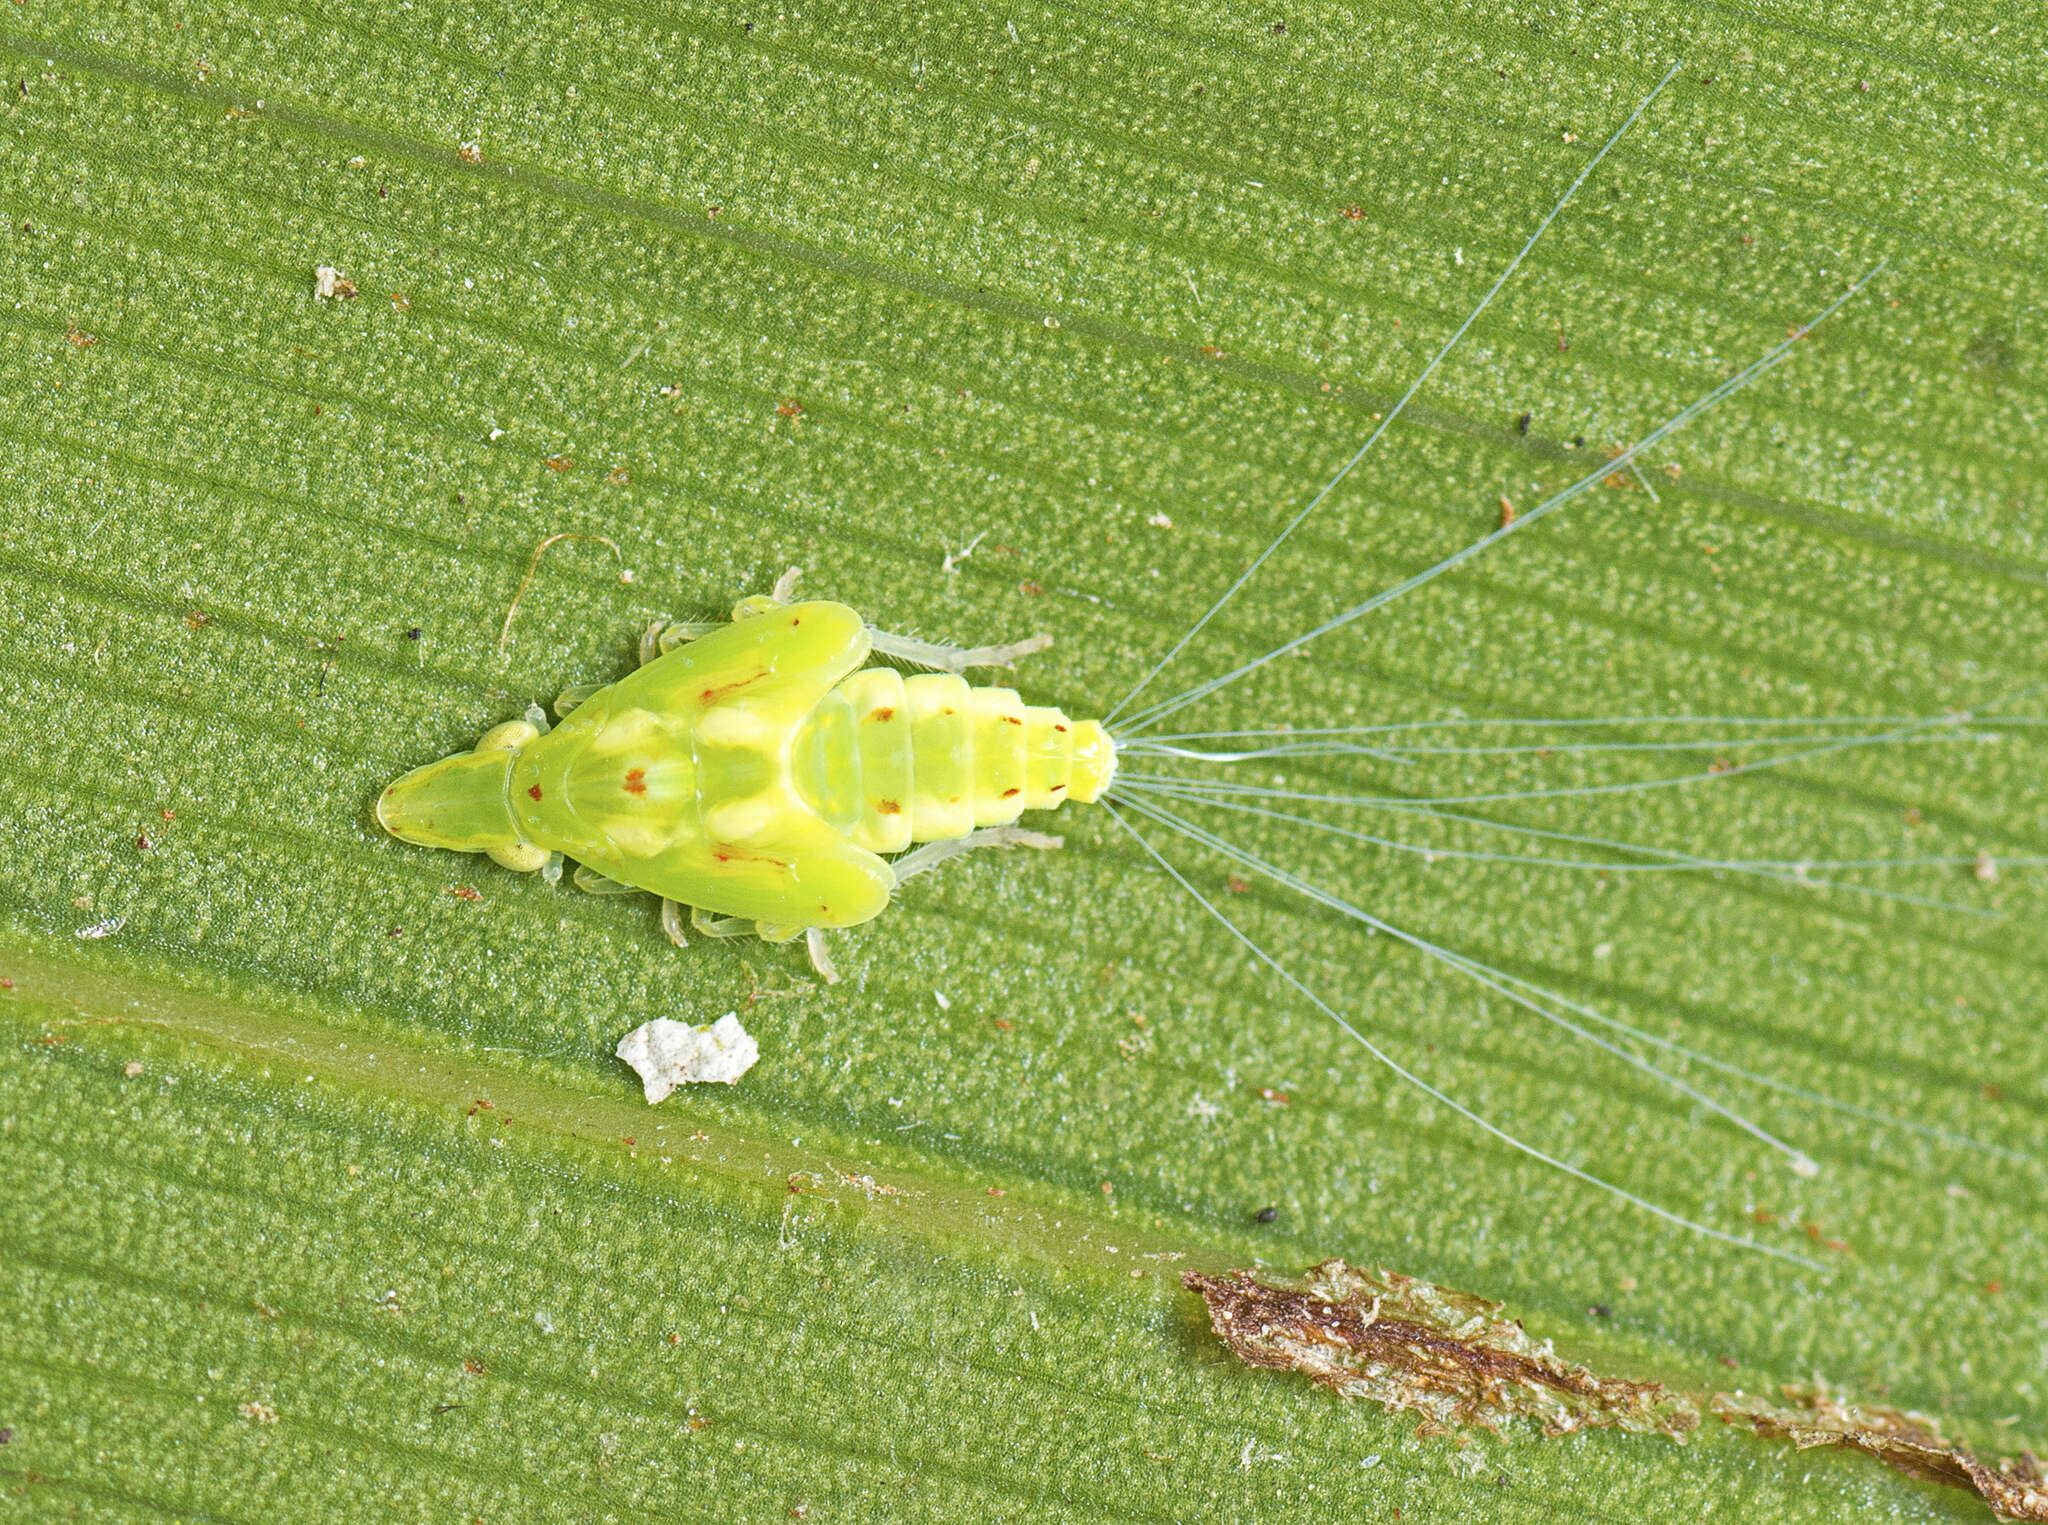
[804, 928, 840, 985]
[866, 627, 1053, 675]
[659, 899, 688, 948]
[891, 825, 1062, 886]
[553, 681, 607, 717]
[644, 601, 782, 660]
[649, 620, 725, 659]
[728, 567, 805, 623]
[689, 906, 757, 938]
[573, 864, 638, 894]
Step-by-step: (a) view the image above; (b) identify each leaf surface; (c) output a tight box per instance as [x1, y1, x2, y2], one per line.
[2, 3, 2043, 1520]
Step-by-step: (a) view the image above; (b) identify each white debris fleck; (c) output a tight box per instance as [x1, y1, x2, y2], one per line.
[75, 915, 126, 940]
[933, 990, 952, 1010]
[1974, 851, 1999, 884]
[312, 265, 357, 301]
[617, 1013, 759, 1102]
[1146, 511, 1174, 529]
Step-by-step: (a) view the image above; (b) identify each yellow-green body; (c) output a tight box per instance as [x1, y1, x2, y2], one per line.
[376, 600, 1113, 932]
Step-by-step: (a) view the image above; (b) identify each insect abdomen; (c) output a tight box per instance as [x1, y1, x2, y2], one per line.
[810, 669, 1113, 854]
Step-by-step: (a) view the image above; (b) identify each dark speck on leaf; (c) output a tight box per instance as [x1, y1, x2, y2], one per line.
[1572, 435, 1586, 448]
[405, 627, 421, 641]
[1254, 1206, 1279, 1223]
[1589, 1303, 1614, 1319]
[1516, 412, 1531, 435]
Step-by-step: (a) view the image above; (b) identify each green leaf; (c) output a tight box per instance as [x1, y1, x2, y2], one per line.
[3, 3, 2041, 1521]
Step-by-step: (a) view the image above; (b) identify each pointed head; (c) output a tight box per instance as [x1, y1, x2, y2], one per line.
[376, 719, 549, 871]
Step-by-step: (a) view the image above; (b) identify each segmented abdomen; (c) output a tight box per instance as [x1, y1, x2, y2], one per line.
[795, 670, 1113, 855]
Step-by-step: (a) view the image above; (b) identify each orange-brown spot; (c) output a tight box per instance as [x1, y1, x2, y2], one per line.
[868, 706, 895, 723]
[1002, 714, 1023, 725]
[1049, 782, 1065, 792]
[1001, 788, 1020, 798]
[876, 798, 903, 816]
[623, 768, 647, 796]
[1053, 723, 1068, 733]
[527, 785, 543, 800]
[940, 706, 957, 716]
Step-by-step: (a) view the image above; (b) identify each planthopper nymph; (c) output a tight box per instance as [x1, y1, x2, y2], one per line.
[376, 575, 1112, 982]
[375, 64, 2033, 1263]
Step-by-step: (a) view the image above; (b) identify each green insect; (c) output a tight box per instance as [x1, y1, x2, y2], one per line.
[376, 575, 1114, 978]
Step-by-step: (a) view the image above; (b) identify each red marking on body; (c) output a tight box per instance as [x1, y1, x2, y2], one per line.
[697, 672, 761, 705]
[528, 785, 543, 800]
[1053, 723, 1068, 733]
[1049, 782, 1065, 792]
[876, 798, 903, 815]
[868, 706, 895, 723]
[711, 846, 787, 868]
[623, 768, 648, 796]
[1001, 788, 1020, 798]
[940, 706, 957, 716]
[1002, 714, 1023, 725]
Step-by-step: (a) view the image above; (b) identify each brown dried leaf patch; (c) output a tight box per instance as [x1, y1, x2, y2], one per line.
[1183, 1259, 1695, 1439]
[1712, 1387, 2048, 1522]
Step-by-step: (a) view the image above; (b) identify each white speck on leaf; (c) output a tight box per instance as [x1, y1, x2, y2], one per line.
[312, 265, 356, 301]
[617, 1014, 760, 1102]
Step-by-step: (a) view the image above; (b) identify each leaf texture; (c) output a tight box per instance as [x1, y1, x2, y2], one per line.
[2, 2, 2044, 1521]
